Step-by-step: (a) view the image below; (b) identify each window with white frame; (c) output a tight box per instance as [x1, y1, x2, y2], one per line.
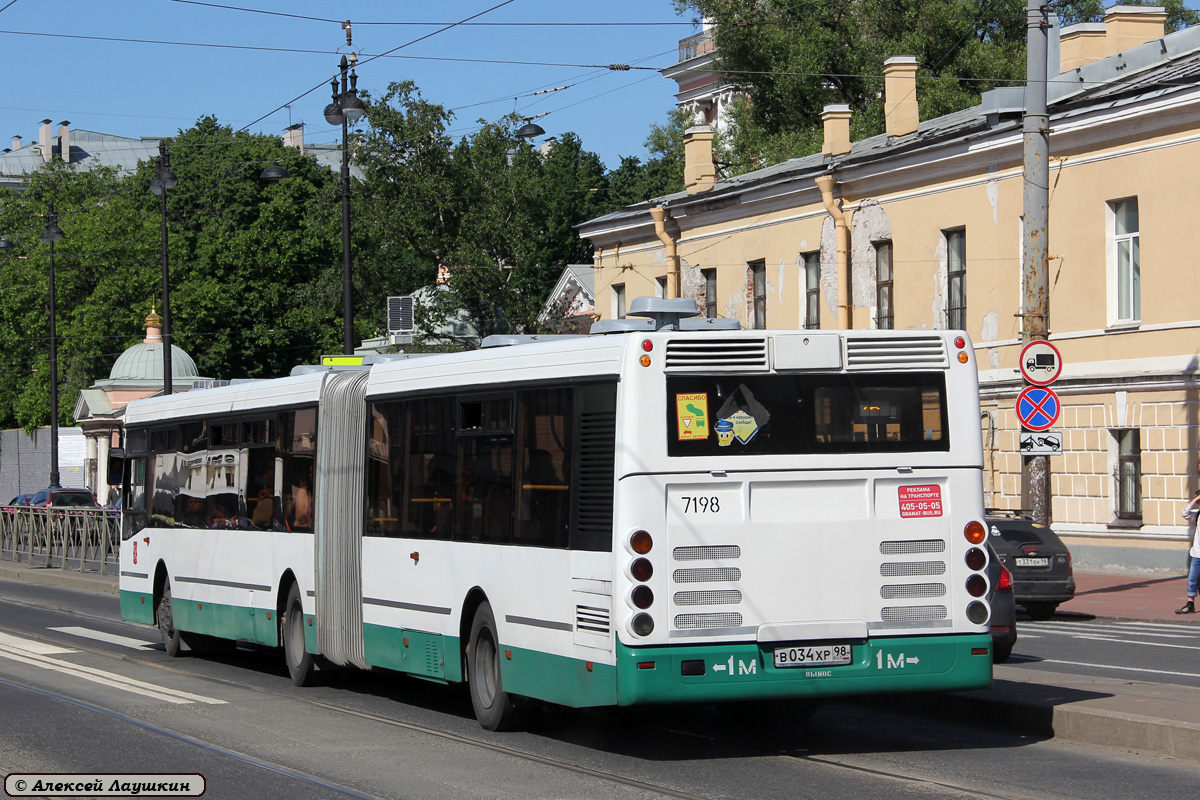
[612, 284, 626, 319]
[749, 260, 766, 329]
[802, 252, 820, 330]
[1109, 198, 1140, 324]
[655, 276, 667, 299]
[1114, 429, 1142, 521]
[944, 229, 966, 330]
[702, 269, 717, 319]
[875, 241, 893, 330]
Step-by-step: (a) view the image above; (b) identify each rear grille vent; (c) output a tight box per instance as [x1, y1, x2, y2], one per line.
[674, 545, 741, 561]
[673, 567, 741, 583]
[674, 589, 742, 606]
[881, 540, 946, 555]
[881, 605, 948, 622]
[846, 336, 948, 370]
[575, 604, 610, 634]
[665, 338, 768, 371]
[881, 561, 946, 577]
[675, 612, 743, 629]
[881, 583, 946, 599]
[573, 411, 615, 547]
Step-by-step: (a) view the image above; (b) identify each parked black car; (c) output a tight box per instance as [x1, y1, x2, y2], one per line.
[28, 488, 100, 508]
[985, 508, 1076, 620]
[988, 544, 1017, 662]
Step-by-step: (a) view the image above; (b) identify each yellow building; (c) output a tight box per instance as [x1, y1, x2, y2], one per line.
[577, 6, 1200, 572]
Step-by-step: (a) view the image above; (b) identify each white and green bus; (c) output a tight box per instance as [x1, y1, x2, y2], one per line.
[118, 298, 994, 730]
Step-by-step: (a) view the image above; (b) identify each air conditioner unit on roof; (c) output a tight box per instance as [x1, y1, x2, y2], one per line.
[387, 295, 415, 334]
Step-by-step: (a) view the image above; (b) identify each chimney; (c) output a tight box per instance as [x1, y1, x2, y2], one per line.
[883, 57, 920, 139]
[821, 105, 852, 156]
[1104, 5, 1167, 57]
[683, 125, 716, 194]
[38, 119, 52, 164]
[1059, 23, 1107, 72]
[57, 121, 70, 164]
[282, 123, 305, 154]
[10, 135, 21, 151]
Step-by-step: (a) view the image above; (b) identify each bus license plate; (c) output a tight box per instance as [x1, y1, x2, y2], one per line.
[1015, 557, 1050, 567]
[773, 643, 852, 668]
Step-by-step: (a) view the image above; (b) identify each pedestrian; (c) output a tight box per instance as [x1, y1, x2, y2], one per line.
[1176, 488, 1200, 614]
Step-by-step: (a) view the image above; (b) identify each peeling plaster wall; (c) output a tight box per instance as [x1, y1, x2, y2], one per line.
[986, 167, 1000, 224]
[850, 200, 892, 328]
[980, 310, 1000, 369]
[932, 234, 947, 329]
[681, 259, 703, 301]
[820, 216, 838, 323]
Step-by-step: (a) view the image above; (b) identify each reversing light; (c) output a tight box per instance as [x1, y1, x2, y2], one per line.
[965, 547, 986, 571]
[966, 574, 987, 597]
[631, 557, 654, 582]
[966, 601, 989, 624]
[632, 613, 655, 636]
[632, 585, 654, 609]
[964, 520, 986, 544]
[630, 530, 653, 554]
[641, 339, 653, 352]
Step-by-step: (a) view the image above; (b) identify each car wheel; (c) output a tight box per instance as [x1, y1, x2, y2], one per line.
[993, 643, 1013, 663]
[467, 602, 530, 731]
[1023, 601, 1058, 621]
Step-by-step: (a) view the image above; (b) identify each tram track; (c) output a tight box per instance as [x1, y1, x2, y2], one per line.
[0, 608, 1042, 800]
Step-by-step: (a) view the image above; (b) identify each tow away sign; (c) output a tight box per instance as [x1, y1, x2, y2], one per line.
[1020, 431, 1062, 455]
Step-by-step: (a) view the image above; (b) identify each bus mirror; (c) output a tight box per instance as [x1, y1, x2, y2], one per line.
[107, 449, 125, 483]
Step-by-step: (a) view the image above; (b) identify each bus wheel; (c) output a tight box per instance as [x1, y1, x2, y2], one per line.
[467, 602, 528, 731]
[157, 579, 183, 658]
[283, 583, 317, 687]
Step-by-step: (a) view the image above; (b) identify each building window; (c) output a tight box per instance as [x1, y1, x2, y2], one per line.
[944, 229, 965, 330]
[612, 284, 626, 319]
[703, 269, 717, 318]
[1115, 429, 1142, 520]
[749, 260, 766, 329]
[802, 252, 820, 330]
[1110, 198, 1140, 323]
[874, 241, 893, 330]
[655, 276, 667, 299]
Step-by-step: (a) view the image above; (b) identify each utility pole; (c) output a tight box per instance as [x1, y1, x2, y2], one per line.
[1022, 0, 1052, 525]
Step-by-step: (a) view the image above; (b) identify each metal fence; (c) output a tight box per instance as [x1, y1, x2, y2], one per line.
[0, 506, 120, 573]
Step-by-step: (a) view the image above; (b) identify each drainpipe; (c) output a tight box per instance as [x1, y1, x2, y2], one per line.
[648, 205, 679, 299]
[815, 173, 852, 328]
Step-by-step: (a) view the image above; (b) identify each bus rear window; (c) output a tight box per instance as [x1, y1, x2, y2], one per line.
[666, 373, 948, 457]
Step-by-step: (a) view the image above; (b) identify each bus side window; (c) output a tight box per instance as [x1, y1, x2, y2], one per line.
[516, 388, 572, 548]
[129, 457, 149, 534]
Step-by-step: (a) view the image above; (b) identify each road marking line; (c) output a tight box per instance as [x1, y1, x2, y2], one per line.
[1043, 658, 1200, 680]
[50, 626, 158, 650]
[0, 642, 225, 705]
[0, 630, 76, 656]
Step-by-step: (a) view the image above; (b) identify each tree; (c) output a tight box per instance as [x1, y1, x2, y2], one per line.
[674, 0, 1197, 173]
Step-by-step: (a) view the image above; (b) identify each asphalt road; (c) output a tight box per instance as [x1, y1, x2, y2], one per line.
[1, 578, 1198, 800]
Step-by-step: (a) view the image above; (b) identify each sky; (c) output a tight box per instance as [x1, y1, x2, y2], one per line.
[0, 0, 699, 170]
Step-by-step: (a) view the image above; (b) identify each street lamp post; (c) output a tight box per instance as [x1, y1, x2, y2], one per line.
[149, 141, 178, 395]
[41, 203, 65, 489]
[323, 54, 365, 356]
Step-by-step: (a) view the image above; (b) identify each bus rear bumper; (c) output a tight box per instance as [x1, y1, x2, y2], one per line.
[615, 633, 992, 706]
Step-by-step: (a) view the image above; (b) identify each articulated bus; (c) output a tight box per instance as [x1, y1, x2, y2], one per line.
[117, 298, 994, 730]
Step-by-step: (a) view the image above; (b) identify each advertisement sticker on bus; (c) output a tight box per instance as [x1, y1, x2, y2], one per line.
[675, 393, 709, 440]
[898, 485, 943, 518]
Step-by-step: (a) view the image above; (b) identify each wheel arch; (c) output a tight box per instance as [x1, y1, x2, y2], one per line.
[276, 569, 300, 642]
[459, 586, 489, 678]
[152, 560, 170, 624]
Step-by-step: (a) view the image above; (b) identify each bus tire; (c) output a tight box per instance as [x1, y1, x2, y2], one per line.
[467, 602, 528, 731]
[157, 579, 184, 658]
[283, 583, 317, 687]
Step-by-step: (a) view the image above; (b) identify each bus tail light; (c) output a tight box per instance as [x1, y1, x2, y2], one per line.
[965, 547, 986, 571]
[631, 558, 653, 582]
[964, 520, 986, 544]
[631, 585, 654, 609]
[631, 613, 654, 636]
[966, 601, 988, 624]
[966, 574, 987, 597]
[630, 530, 653, 554]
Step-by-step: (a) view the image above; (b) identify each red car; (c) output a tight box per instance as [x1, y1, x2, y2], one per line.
[28, 488, 100, 508]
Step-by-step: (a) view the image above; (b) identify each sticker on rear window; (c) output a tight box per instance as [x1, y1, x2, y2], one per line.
[899, 485, 943, 518]
[675, 393, 709, 441]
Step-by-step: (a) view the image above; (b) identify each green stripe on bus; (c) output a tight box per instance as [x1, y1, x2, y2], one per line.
[120, 590, 155, 626]
[614, 634, 992, 705]
[173, 598, 279, 647]
[363, 624, 455, 681]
